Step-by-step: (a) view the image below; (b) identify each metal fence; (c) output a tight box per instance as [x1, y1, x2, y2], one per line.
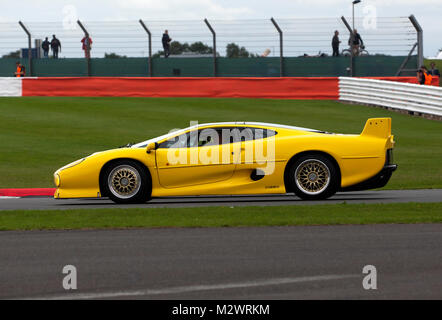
[0, 16, 423, 77]
[339, 77, 442, 117]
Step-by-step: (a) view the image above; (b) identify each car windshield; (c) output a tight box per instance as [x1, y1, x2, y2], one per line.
[131, 128, 190, 148]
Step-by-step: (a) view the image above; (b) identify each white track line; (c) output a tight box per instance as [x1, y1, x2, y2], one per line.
[26, 274, 359, 300]
[0, 196, 21, 199]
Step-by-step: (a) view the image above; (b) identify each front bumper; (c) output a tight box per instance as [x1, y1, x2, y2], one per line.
[341, 164, 397, 192]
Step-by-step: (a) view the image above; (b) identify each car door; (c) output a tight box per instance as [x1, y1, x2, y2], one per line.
[236, 127, 278, 175]
[155, 127, 240, 188]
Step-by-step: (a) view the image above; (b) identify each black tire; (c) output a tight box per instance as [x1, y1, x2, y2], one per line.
[102, 160, 151, 204]
[288, 154, 339, 200]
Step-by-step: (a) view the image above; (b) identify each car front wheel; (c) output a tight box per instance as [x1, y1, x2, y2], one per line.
[103, 160, 151, 204]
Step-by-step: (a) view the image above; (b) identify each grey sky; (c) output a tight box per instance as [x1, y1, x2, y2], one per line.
[0, 0, 440, 57]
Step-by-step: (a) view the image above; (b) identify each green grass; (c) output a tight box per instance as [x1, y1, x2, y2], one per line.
[0, 97, 441, 189]
[0, 203, 440, 231]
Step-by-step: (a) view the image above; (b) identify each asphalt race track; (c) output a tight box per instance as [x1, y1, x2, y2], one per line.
[1, 189, 441, 300]
[0, 189, 441, 211]
[0, 224, 441, 299]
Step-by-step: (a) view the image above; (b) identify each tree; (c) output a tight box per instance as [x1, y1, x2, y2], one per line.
[226, 43, 255, 58]
[153, 41, 214, 57]
[104, 52, 127, 59]
[170, 41, 189, 55]
[2, 50, 20, 58]
[189, 41, 213, 54]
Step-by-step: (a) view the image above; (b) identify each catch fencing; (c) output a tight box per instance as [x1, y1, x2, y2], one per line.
[0, 16, 422, 78]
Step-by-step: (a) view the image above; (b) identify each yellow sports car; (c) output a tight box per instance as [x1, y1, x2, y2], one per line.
[54, 118, 397, 203]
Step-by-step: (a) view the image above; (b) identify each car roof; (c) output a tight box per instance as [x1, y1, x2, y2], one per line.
[131, 121, 326, 148]
[196, 122, 323, 133]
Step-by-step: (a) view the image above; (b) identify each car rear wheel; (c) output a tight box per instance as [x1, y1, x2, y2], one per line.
[289, 154, 339, 200]
[103, 160, 151, 204]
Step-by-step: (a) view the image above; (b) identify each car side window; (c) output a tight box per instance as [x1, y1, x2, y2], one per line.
[157, 127, 278, 149]
[198, 128, 222, 147]
[201, 127, 248, 145]
[190, 127, 243, 147]
[251, 128, 277, 140]
[158, 129, 222, 149]
[228, 127, 277, 143]
[158, 132, 189, 149]
[198, 127, 278, 145]
[230, 127, 254, 142]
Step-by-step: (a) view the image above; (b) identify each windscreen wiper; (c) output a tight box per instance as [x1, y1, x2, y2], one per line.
[119, 142, 134, 148]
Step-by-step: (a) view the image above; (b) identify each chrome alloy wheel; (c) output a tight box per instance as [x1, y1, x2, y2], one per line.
[294, 159, 330, 195]
[107, 165, 141, 199]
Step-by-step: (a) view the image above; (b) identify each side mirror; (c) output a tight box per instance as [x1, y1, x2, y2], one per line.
[146, 142, 157, 154]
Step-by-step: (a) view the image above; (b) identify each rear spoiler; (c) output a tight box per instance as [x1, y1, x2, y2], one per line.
[360, 118, 392, 139]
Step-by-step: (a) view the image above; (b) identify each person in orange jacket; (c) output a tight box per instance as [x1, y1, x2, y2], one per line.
[14, 61, 25, 77]
[417, 66, 433, 85]
[423, 66, 433, 85]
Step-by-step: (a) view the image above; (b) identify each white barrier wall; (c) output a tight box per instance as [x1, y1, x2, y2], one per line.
[339, 77, 442, 117]
[0, 77, 22, 97]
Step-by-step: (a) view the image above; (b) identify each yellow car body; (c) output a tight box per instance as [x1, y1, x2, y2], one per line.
[54, 118, 397, 203]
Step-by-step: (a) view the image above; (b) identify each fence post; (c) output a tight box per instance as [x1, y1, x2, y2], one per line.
[270, 17, 284, 77]
[139, 19, 152, 77]
[18, 21, 32, 76]
[341, 16, 355, 77]
[395, 42, 418, 76]
[204, 18, 216, 77]
[408, 15, 423, 69]
[77, 20, 91, 76]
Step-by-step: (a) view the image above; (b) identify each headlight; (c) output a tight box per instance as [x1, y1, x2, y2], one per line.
[54, 173, 61, 187]
[58, 158, 85, 171]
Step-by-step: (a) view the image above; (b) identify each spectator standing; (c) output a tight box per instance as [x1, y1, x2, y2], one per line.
[423, 66, 433, 85]
[417, 66, 433, 85]
[332, 30, 341, 57]
[42, 37, 50, 58]
[429, 62, 440, 77]
[14, 61, 25, 77]
[348, 29, 363, 56]
[81, 36, 93, 58]
[417, 68, 425, 85]
[50, 35, 61, 59]
[162, 30, 172, 58]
